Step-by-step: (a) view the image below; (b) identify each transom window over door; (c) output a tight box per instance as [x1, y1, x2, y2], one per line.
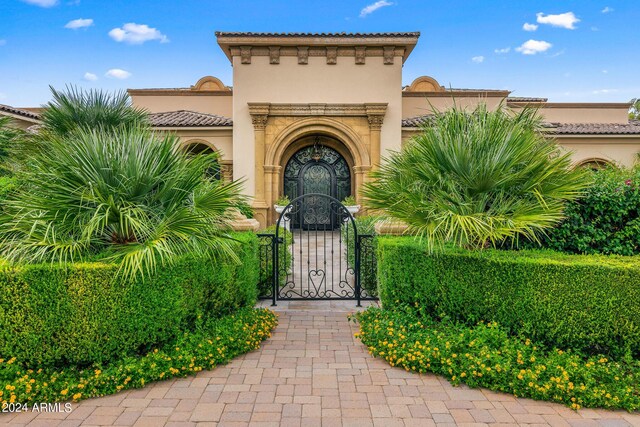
[283, 141, 351, 202]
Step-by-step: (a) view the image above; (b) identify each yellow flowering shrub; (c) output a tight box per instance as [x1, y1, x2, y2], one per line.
[0, 308, 276, 405]
[354, 307, 640, 411]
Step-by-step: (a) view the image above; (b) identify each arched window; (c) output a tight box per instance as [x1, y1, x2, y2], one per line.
[576, 158, 614, 172]
[184, 141, 220, 180]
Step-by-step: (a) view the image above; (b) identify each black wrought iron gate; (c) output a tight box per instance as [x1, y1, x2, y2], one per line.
[257, 194, 377, 306]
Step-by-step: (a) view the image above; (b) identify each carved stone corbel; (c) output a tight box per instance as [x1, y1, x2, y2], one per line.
[240, 46, 252, 64]
[355, 46, 366, 65]
[269, 46, 280, 64]
[326, 47, 337, 65]
[383, 46, 395, 65]
[297, 46, 309, 64]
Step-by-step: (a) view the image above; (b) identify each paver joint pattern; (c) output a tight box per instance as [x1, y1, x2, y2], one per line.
[2, 304, 639, 426]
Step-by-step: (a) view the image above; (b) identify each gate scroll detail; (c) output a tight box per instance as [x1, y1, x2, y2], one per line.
[257, 193, 378, 307]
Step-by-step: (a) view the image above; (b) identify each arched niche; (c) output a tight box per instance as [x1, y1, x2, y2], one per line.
[406, 76, 444, 92]
[190, 76, 230, 92]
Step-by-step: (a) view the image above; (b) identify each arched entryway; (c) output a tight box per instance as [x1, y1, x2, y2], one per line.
[282, 136, 352, 229]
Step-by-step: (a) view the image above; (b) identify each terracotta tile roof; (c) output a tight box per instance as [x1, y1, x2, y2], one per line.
[507, 97, 548, 103]
[0, 104, 41, 120]
[402, 114, 640, 135]
[445, 88, 507, 93]
[545, 122, 640, 135]
[149, 110, 232, 127]
[401, 114, 434, 127]
[215, 31, 420, 38]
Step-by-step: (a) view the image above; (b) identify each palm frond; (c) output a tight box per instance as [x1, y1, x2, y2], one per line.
[363, 104, 591, 250]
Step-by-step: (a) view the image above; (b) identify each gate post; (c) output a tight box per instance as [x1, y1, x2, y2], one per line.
[355, 234, 362, 307]
[272, 234, 278, 306]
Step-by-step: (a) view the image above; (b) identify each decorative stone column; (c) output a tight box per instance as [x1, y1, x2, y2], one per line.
[365, 104, 387, 170]
[374, 218, 410, 235]
[353, 165, 370, 204]
[219, 160, 233, 182]
[264, 164, 280, 224]
[248, 103, 270, 228]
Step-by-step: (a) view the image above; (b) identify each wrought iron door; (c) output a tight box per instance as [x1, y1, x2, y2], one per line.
[299, 162, 333, 229]
[283, 144, 351, 230]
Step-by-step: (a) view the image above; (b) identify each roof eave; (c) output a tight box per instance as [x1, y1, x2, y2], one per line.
[0, 111, 41, 124]
[216, 32, 421, 64]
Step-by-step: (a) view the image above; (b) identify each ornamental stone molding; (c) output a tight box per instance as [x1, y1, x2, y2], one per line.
[217, 32, 419, 65]
[228, 46, 406, 65]
[247, 102, 387, 121]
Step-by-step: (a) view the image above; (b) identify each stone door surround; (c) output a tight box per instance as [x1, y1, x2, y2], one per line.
[248, 102, 387, 226]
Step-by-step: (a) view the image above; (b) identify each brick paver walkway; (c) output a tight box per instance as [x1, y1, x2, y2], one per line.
[3, 302, 640, 426]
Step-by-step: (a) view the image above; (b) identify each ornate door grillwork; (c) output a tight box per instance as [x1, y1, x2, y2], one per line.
[283, 141, 351, 230]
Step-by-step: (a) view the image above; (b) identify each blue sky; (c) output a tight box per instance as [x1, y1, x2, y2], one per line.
[0, 0, 637, 107]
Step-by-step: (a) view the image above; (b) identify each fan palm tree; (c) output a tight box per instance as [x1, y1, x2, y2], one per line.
[0, 127, 243, 278]
[0, 116, 24, 175]
[362, 104, 591, 250]
[40, 85, 148, 137]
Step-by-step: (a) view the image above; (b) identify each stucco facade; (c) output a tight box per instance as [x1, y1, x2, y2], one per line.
[3, 32, 639, 228]
[132, 32, 640, 226]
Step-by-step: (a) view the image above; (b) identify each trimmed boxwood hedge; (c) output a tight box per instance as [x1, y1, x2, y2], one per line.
[377, 237, 640, 357]
[0, 232, 259, 369]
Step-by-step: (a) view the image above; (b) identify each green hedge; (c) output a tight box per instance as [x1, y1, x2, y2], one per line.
[0, 232, 259, 369]
[520, 166, 640, 255]
[341, 216, 381, 296]
[257, 225, 292, 297]
[377, 237, 640, 357]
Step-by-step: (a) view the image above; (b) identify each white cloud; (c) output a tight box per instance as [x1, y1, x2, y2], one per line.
[592, 89, 618, 94]
[523, 23, 538, 31]
[516, 39, 552, 55]
[65, 18, 93, 29]
[471, 56, 484, 63]
[536, 12, 580, 29]
[108, 23, 168, 44]
[20, 0, 58, 7]
[83, 72, 97, 81]
[105, 69, 131, 79]
[602, 6, 613, 13]
[494, 47, 510, 54]
[591, 26, 600, 31]
[360, 0, 393, 17]
[0, 40, 6, 46]
[602, 70, 608, 74]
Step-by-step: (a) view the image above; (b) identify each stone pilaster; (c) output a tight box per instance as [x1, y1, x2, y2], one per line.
[264, 164, 281, 224]
[248, 103, 271, 227]
[365, 103, 387, 170]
